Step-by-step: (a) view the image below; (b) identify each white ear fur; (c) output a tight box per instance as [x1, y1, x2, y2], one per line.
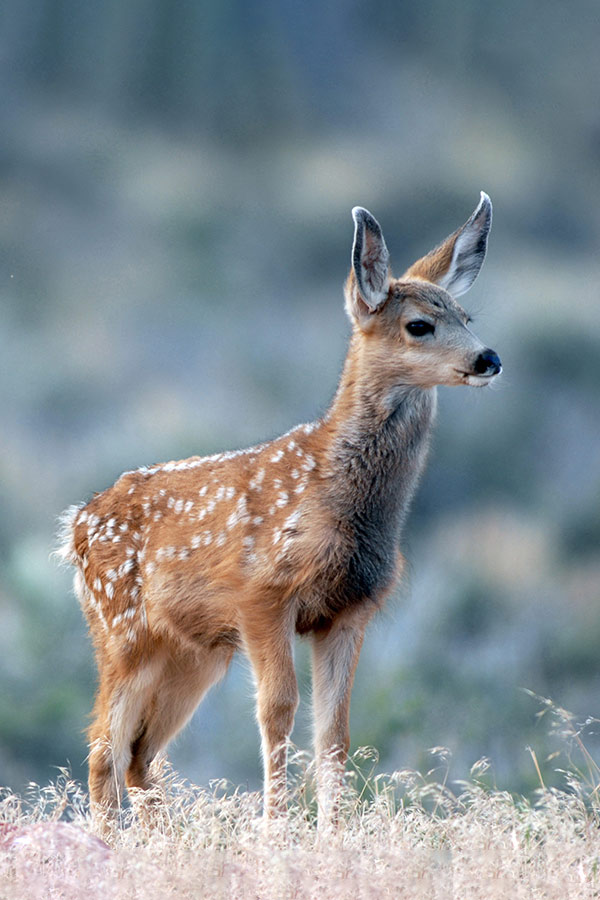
[437, 191, 493, 297]
[351, 207, 390, 311]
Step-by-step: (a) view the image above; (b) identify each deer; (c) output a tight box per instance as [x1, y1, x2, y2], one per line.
[57, 192, 501, 827]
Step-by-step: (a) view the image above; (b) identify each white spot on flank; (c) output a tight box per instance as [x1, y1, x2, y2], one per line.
[154, 511, 162, 521]
[225, 486, 236, 500]
[226, 495, 249, 530]
[243, 535, 255, 549]
[126, 546, 136, 557]
[105, 583, 114, 599]
[275, 492, 289, 508]
[294, 482, 307, 494]
[276, 535, 295, 561]
[128, 486, 135, 494]
[112, 614, 123, 627]
[179, 548, 189, 560]
[269, 506, 276, 516]
[302, 454, 316, 471]
[165, 546, 176, 560]
[191, 535, 201, 549]
[291, 469, 299, 479]
[124, 607, 136, 619]
[199, 485, 208, 496]
[93, 577, 102, 592]
[106, 569, 117, 582]
[216, 486, 226, 501]
[184, 500, 194, 513]
[271, 449, 284, 462]
[273, 478, 282, 489]
[272, 529, 282, 545]
[167, 497, 175, 508]
[78, 511, 88, 525]
[253, 516, 263, 525]
[287, 441, 296, 451]
[203, 532, 213, 545]
[207, 500, 216, 513]
[216, 532, 226, 546]
[119, 522, 129, 532]
[249, 468, 265, 491]
[283, 509, 301, 530]
[120, 559, 134, 577]
[174, 499, 184, 514]
[145, 562, 156, 576]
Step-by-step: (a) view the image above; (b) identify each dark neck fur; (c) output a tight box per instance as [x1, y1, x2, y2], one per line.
[323, 342, 437, 533]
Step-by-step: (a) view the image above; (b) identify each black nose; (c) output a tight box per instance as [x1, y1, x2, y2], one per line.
[474, 349, 502, 376]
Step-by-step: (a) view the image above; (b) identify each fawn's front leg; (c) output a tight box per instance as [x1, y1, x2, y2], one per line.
[310, 606, 375, 827]
[241, 607, 299, 816]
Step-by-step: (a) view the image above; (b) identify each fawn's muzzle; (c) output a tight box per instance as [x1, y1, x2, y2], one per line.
[473, 349, 502, 377]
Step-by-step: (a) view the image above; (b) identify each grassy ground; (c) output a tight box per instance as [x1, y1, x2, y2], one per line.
[2, 705, 600, 899]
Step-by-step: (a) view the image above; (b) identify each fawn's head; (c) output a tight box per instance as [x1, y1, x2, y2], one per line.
[344, 192, 501, 390]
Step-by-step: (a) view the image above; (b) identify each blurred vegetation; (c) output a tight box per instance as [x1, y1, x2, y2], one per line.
[1, 0, 599, 797]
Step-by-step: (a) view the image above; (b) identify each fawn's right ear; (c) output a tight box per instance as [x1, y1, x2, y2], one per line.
[345, 207, 391, 324]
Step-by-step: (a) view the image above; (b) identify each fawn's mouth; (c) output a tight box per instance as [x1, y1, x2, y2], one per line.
[456, 370, 499, 387]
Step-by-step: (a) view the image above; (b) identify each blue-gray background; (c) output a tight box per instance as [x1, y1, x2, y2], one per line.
[1, 0, 599, 795]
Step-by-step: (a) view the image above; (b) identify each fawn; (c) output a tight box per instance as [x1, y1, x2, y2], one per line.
[58, 193, 501, 824]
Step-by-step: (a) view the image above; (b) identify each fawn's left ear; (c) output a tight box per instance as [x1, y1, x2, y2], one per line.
[404, 192, 492, 297]
[346, 207, 391, 321]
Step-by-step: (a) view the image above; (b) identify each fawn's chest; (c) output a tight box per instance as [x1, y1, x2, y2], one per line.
[295, 390, 435, 631]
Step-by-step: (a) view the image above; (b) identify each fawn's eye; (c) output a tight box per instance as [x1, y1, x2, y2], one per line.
[406, 320, 435, 337]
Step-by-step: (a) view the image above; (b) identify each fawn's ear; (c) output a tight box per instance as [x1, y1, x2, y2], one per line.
[404, 192, 492, 297]
[345, 207, 391, 322]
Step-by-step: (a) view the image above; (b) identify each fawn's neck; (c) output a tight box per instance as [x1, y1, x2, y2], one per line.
[323, 334, 437, 531]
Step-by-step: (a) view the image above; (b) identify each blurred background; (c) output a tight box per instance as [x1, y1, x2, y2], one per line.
[1, 0, 599, 797]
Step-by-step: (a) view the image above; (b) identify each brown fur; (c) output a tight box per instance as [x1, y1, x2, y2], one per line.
[58, 196, 499, 825]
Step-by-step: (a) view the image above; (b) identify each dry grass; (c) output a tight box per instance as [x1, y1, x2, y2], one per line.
[2, 702, 600, 899]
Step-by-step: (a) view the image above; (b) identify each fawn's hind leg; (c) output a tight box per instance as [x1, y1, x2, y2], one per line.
[88, 656, 165, 820]
[126, 644, 233, 793]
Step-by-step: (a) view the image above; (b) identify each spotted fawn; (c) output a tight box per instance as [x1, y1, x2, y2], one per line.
[58, 193, 501, 824]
